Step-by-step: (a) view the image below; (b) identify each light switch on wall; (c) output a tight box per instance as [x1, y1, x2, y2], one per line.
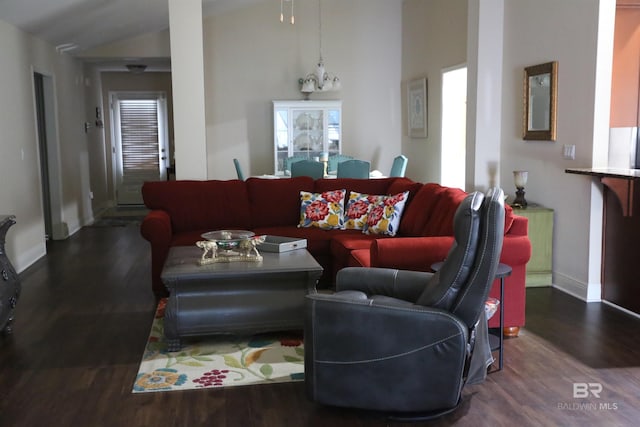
[563, 144, 576, 160]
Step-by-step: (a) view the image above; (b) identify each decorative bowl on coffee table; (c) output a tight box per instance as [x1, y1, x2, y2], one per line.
[197, 230, 264, 264]
[201, 230, 255, 251]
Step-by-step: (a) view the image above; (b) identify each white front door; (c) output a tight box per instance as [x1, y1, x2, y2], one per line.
[111, 92, 169, 205]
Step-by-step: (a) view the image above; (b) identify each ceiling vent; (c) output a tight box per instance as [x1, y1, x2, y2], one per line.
[126, 64, 147, 74]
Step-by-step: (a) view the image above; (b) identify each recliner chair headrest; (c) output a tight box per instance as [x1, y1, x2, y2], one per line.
[416, 191, 483, 309]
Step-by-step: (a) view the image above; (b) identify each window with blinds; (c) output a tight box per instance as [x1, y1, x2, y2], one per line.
[118, 99, 160, 183]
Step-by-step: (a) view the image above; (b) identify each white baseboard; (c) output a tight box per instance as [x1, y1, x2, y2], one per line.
[14, 242, 46, 274]
[602, 300, 640, 320]
[552, 271, 601, 302]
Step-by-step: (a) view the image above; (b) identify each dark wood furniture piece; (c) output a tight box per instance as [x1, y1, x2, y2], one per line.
[0, 215, 20, 334]
[161, 245, 323, 351]
[566, 168, 640, 315]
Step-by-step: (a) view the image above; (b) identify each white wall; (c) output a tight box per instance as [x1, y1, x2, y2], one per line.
[401, 0, 468, 183]
[203, 0, 403, 178]
[0, 18, 91, 272]
[501, 0, 615, 299]
[466, 0, 504, 192]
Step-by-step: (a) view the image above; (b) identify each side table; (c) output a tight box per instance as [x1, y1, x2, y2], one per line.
[431, 261, 512, 371]
[0, 215, 21, 334]
[487, 263, 512, 371]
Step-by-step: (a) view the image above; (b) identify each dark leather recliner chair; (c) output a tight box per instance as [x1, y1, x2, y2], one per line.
[304, 187, 505, 419]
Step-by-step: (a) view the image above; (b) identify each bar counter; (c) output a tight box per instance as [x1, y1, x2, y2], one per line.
[566, 167, 640, 216]
[565, 167, 640, 314]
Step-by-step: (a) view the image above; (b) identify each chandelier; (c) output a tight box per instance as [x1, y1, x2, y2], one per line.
[280, 0, 294, 24]
[298, 0, 341, 95]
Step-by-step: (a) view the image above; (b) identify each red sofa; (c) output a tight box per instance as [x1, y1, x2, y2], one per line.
[140, 177, 531, 335]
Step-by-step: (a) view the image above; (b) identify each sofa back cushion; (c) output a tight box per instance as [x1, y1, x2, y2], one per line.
[398, 181, 516, 237]
[398, 183, 449, 236]
[420, 187, 468, 236]
[247, 176, 315, 228]
[142, 180, 251, 233]
[387, 178, 423, 201]
[314, 178, 395, 198]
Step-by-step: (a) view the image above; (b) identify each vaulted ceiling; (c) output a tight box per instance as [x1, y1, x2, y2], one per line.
[0, 0, 264, 54]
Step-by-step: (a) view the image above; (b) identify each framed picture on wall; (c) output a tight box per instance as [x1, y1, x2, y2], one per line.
[407, 77, 428, 138]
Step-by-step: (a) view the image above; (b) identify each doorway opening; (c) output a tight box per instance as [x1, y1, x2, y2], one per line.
[33, 71, 66, 240]
[441, 65, 467, 190]
[110, 92, 169, 205]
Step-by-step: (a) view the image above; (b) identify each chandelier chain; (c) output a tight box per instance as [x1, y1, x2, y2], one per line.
[318, 0, 323, 61]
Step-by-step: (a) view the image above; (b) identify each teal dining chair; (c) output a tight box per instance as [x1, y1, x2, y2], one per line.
[389, 155, 408, 177]
[337, 159, 370, 179]
[233, 158, 245, 180]
[290, 159, 325, 179]
[285, 156, 307, 175]
[327, 154, 354, 174]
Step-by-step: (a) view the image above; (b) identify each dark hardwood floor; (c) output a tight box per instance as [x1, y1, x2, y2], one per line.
[1, 223, 640, 426]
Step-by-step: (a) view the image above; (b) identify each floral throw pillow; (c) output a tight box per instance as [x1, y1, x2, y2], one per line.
[298, 189, 346, 230]
[344, 192, 379, 230]
[364, 191, 409, 236]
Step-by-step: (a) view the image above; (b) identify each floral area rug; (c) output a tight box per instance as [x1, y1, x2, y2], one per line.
[132, 299, 305, 393]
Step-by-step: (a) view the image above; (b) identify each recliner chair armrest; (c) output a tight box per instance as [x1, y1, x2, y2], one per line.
[336, 267, 433, 302]
[304, 294, 469, 412]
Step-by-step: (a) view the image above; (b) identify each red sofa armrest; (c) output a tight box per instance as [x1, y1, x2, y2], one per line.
[140, 210, 173, 298]
[499, 234, 532, 266]
[140, 210, 172, 244]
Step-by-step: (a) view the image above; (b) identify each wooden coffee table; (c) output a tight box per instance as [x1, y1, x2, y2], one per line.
[161, 245, 323, 351]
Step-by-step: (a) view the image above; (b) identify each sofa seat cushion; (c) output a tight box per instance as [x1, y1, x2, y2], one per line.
[370, 236, 454, 271]
[329, 232, 387, 279]
[252, 226, 344, 256]
[330, 232, 383, 258]
[348, 248, 371, 267]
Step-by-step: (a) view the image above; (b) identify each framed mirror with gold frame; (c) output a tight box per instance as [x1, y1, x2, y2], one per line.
[523, 61, 557, 141]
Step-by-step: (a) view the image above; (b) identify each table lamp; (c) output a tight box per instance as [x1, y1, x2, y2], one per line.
[320, 152, 329, 175]
[513, 171, 528, 208]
